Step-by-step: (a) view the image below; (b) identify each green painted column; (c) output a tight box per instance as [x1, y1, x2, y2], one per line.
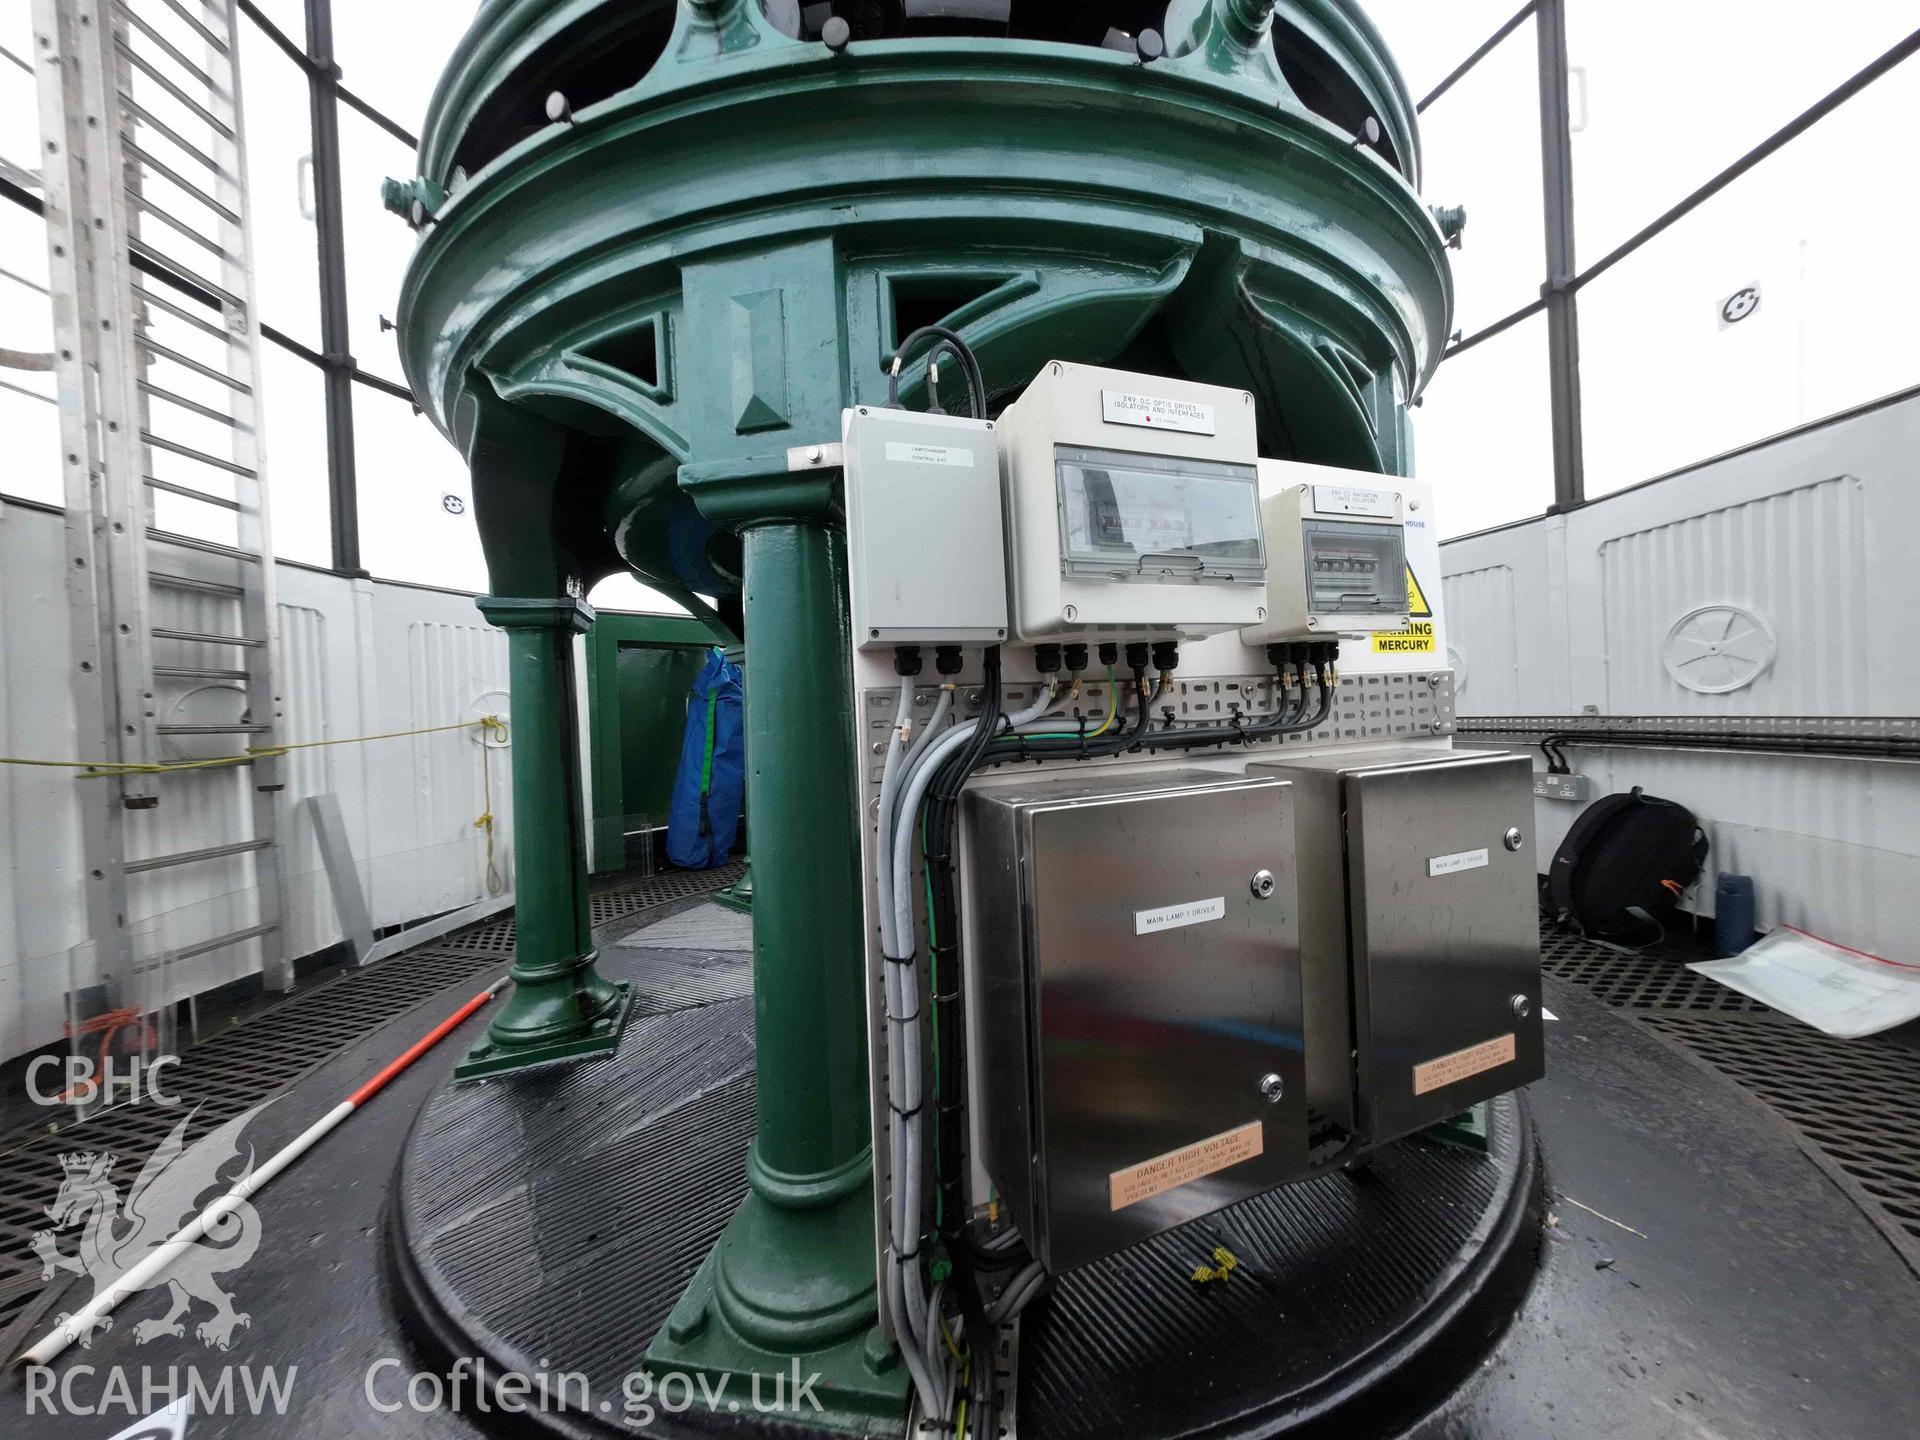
[456, 596, 630, 1079]
[648, 517, 901, 1415]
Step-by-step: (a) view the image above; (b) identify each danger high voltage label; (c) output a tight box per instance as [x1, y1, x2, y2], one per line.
[1371, 564, 1435, 655]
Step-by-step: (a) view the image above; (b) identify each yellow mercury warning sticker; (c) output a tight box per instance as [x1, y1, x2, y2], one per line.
[1371, 563, 1436, 655]
[1109, 1121, 1264, 1211]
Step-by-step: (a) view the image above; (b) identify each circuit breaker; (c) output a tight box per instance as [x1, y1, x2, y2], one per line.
[1242, 462, 1410, 644]
[842, 405, 1008, 649]
[994, 362, 1269, 643]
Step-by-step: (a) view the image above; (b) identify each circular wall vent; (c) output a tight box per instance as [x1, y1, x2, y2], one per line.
[1662, 604, 1775, 694]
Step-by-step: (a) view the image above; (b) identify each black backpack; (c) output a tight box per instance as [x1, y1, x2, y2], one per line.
[1544, 788, 1709, 950]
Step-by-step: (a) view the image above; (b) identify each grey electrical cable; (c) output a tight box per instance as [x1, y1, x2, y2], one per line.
[874, 675, 914, 957]
[901, 683, 953, 773]
[984, 1260, 1048, 1325]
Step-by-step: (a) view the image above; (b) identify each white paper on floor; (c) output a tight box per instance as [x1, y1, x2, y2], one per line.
[1689, 926, 1920, 1039]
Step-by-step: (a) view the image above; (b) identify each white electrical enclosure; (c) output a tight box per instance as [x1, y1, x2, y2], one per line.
[1243, 460, 1412, 644]
[995, 362, 1268, 642]
[843, 405, 1008, 649]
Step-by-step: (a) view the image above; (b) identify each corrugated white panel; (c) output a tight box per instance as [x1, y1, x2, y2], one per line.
[1440, 563, 1519, 714]
[0, 500, 523, 1061]
[1442, 392, 1920, 961]
[1592, 475, 1868, 715]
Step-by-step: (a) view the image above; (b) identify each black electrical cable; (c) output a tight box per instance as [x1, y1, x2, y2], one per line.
[885, 324, 987, 418]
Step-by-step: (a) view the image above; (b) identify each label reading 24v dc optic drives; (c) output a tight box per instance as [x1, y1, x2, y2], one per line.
[1102, 390, 1217, 435]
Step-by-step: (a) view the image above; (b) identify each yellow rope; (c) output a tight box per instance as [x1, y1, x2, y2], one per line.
[474, 723, 504, 896]
[0, 716, 503, 778]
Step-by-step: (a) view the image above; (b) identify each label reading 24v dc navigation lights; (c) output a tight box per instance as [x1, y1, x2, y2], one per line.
[1312, 485, 1396, 518]
[1102, 389, 1217, 435]
[884, 441, 976, 468]
[1134, 896, 1227, 936]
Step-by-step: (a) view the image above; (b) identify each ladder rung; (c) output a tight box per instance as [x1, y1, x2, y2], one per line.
[135, 334, 251, 393]
[132, 283, 229, 341]
[139, 380, 240, 428]
[147, 528, 260, 562]
[150, 571, 243, 597]
[171, 922, 277, 963]
[126, 838, 270, 874]
[118, 7, 218, 93]
[120, 96, 222, 177]
[129, 241, 244, 315]
[115, 40, 233, 141]
[145, 474, 240, 510]
[125, 140, 238, 226]
[142, 431, 256, 478]
[151, 627, 265, 648]
[149, 0, 230, 58]
[129, 190, 228, 259]
[155, 723, 271, 735]
[153, 664, 249, 681]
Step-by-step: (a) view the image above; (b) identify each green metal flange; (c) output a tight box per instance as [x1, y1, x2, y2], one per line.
[1422, 1102, 1493, 1156]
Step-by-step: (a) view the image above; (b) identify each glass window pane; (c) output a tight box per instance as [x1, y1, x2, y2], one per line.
[237, 19, 322, 348]
[1364, 1, 1543, 108]
[333, 8, 472, 142]
[1412, 15, 1546, 338]
[1413, 312, 1553, 538]
[258, 343, 330, 567]
[1568, 2, 1920, 263]
[1578, 57, 1920, 498]
[0, 203, 60, 506]
[354, 387, 486, 590]
[337, 105, 416, 387]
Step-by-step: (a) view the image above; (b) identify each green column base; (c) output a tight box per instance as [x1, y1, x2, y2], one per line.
[712, 856, 754, 913]
[1421, 1101, 1492, 1155]
[645, 1149, 907, 1432]
[453, 979, 632, 1080]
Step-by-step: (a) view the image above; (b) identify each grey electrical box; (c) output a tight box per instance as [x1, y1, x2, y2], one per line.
[842, 406, 1007, 649]
[964, 769, 1305, 1273]
[1250, 749, 1542, 1144]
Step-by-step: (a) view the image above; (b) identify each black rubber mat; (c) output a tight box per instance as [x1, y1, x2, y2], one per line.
[392, 993, 759, 1421]
[434, 863, 747, 956]
[393, 921, 1542, 1439]
[1020, 1097, 1539, 1439]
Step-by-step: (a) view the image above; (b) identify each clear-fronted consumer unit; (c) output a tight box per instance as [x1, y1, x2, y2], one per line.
[1250, 749, 1543, 1144]
[1243, 461, 1410, 644]
[995, 362, 1269, 643]
[842, 405, 1008, 649]
[963, 769, 1304, 1273]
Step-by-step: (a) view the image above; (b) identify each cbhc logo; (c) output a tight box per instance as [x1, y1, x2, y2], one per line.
[26, 1054, 181, 1107]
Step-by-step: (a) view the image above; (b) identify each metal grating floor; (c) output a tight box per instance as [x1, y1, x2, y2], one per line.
[1544, 916, 1920, 1274]
[0, 863, 743, 1342]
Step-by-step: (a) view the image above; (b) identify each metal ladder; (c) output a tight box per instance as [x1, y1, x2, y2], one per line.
[32, 0, 290, 1009]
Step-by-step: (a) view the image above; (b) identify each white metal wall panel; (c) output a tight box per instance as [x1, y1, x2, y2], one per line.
[1441, 392, 1920, 960]
[0, 500, 520, 1061]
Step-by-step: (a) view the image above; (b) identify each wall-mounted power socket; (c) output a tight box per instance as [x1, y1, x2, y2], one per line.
[1533, 773, 1591, 802]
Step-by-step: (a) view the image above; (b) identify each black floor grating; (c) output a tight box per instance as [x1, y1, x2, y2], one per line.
[1539, 920, 1766, 1013]
[0, 864, 744, 1340]
[1638, 1012, 1920, 1268]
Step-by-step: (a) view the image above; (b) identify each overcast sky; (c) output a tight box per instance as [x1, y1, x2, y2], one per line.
[2, 3, 1914, 609]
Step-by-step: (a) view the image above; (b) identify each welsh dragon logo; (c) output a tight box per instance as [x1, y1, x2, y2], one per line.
[30, 1103, 269, 1350]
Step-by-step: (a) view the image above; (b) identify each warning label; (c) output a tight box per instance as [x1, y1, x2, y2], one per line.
[1109, 1121, 1264, 1211]
[1370, 564, 1436, 655]
[1412, 1033, 1517, 1096]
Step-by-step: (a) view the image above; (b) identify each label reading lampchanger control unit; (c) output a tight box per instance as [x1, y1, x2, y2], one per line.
[884, 441, 976, 468]
[1110, 1121, 1264, 1211]
[1412, 1033, 1517, 1095]
[1101, 389, 1217, 435]
[1134, 896, 1227, 936]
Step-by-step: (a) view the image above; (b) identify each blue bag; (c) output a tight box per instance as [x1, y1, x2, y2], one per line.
[667, 647, 745, 869]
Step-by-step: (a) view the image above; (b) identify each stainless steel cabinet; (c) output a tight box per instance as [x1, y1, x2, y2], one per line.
[964, 769, 1304, 1272]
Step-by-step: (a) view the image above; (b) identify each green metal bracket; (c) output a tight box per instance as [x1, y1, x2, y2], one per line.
[1422, 1102, 1492, 1156]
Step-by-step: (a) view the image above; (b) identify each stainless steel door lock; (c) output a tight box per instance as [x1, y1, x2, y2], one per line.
[1250, 868, 1277, 899]
[1258, 1073, 1286, 1103]
[1503, 827, 1525, 851]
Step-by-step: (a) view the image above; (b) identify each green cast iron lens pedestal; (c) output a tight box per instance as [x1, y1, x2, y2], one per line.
[456, 596, 631, 1080]
[394, 0, 1451, 1427]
